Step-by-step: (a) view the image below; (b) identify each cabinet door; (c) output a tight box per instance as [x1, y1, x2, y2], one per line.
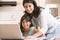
[50, 8, 58, 17]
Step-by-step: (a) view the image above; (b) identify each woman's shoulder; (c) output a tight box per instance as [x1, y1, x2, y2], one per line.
[37, 7, 48, 17]
[40, 7, 50, 16]
[40, 7, 45, 11]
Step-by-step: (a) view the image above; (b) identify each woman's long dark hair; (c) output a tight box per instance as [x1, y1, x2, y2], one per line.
[23, 0, 44, 18]
[20, 14, 33, 33]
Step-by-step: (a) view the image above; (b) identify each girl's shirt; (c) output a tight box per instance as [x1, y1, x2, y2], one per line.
[22, 27, 34, 37]
[22, 26, 40, 37]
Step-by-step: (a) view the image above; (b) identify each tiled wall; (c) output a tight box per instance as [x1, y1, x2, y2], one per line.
[0, 0, 24, 24]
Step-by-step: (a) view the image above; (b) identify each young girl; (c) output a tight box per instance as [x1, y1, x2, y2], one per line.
[20, 14, 36, 37]
[20, 14, 44, 39]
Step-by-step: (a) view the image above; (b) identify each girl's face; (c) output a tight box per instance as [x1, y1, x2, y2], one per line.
[24, 3, 34, 14]
[22, 19, 31, 29]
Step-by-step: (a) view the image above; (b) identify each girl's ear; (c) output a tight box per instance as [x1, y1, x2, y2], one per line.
[30, 22, 31, 25]
[28, 22, 31, 26]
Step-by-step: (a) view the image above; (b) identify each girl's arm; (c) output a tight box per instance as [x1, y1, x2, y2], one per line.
[34, 26, 45, 37]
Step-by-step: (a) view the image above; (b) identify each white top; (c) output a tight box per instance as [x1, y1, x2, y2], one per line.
[32, 8, 59, 34]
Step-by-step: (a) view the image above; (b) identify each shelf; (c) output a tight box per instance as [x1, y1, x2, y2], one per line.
[0, 1, 17, 6]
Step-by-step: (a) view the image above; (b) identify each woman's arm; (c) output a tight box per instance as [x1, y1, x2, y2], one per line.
[31, 8, 48, 38]
[40, 8, 48, 34]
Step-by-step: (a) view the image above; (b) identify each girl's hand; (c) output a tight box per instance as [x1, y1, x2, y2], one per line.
[24, 36, 34, 40]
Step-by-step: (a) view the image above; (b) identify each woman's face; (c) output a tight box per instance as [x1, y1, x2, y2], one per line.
[24, 3, 34, 14]
[22, 19, 31, 29]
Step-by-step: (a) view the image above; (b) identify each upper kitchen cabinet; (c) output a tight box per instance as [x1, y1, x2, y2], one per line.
[46, 0, 58, 4]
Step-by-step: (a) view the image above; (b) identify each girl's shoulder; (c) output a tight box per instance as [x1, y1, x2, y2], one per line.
[30, 26, 35, 29]
[40, 7, 50, 16]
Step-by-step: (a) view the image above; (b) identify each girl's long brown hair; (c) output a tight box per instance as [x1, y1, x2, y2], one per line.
[20, 14, 33, 33]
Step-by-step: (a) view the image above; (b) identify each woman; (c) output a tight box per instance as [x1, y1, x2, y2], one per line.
[20, 0, 60, 40]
